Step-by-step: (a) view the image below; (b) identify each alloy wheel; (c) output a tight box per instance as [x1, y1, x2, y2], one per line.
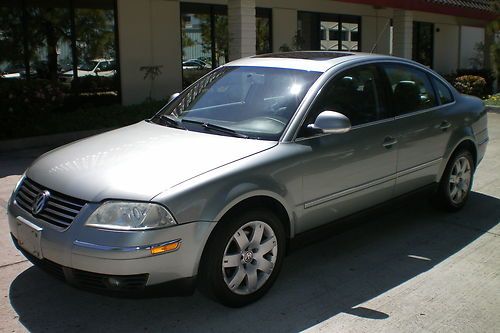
[221, 221, 278, 295]
[448, 156, 472, 205]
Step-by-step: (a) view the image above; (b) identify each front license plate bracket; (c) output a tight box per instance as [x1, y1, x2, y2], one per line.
[16, 216, 43, 259]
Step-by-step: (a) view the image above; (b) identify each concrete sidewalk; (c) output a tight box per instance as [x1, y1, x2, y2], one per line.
[0, 114, 498, 333]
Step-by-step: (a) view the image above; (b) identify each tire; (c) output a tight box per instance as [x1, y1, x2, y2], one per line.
[435, 149, 475, 212]
[198, 209, 286, 307]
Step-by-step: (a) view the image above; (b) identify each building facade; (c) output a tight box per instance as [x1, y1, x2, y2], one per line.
[0, 0, 495, 105]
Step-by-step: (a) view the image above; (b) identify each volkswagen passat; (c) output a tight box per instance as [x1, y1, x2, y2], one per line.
[7, 52, 488, 307]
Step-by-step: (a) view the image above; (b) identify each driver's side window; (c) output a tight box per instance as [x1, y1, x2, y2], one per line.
[302, 64, 387, 135]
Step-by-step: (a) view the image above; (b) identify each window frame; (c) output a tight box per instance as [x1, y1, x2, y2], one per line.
[296, 63, 392, 138]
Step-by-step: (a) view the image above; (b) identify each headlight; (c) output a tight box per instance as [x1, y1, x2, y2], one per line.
[85, 201, 177, 231]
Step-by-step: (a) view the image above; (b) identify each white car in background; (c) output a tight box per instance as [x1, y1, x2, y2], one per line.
[60, 59, 116, 83]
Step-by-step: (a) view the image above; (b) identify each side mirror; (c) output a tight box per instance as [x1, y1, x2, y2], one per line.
[168, 92, 180, 103]
[307, 111, 351, 134]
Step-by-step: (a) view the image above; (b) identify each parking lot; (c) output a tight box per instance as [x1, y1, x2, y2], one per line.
[0, 113, 498, 333]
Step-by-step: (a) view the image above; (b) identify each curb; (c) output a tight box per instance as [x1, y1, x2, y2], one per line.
[0, 128, 112, 153]
[486, 105, 500, 114]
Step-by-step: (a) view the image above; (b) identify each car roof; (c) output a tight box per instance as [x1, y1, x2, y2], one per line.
[224, 51, 404, 73]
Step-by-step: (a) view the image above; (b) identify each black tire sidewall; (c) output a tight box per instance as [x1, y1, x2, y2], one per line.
[200, 209, 286, 307]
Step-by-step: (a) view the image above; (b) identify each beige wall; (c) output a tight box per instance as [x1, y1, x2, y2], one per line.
[434, 23, 459, 74]
[411, 9, 485, 72]
[117, 0, 182, 105]
[361, 14, 392, 55]
[459, 26, 485, 69]
[272, 7, 297, 51]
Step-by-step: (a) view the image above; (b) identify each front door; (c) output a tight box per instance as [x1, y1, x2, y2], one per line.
[295, 64, 397, 233]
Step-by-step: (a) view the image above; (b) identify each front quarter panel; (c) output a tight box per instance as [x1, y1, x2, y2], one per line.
[152, 143, 308, 237]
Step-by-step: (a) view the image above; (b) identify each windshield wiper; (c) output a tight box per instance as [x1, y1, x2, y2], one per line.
[158, 114, 186, 130]
[181, 119, 249, 139]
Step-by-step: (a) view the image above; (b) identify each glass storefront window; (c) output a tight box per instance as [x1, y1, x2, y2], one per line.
[181, 4, 272, 87]
[0, 0, 119, 103]
[0, 1, 25, 79]
[72, 0, 118, 97]
[299, 11, 361, 52]
[181, 3, 227, 88]
[24, 0, 72, 81]
[413, 21, 434, 68]
[256, 8, 272, 55]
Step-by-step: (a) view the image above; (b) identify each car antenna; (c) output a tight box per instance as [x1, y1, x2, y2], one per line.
[370, 18, 391, 54]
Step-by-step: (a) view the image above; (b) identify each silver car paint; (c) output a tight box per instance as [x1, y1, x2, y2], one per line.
[8, 53, 488, 286]
[26, 121, 276, 202]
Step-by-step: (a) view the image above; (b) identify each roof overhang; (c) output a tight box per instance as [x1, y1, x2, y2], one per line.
[338, 0, 496, 22]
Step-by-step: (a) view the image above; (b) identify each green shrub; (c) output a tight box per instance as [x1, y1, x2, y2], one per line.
[444, 68, 494, 96]
[453, 75, 487, 98]
[0, 79, 66, 113]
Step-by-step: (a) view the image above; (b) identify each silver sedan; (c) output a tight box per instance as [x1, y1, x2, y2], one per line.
[7, 51, 488, 307]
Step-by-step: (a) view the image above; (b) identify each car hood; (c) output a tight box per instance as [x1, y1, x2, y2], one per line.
[26, 121, 277, 202]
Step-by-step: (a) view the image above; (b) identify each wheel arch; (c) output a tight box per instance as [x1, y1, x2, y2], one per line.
[214, 193, 294, 239]
[197, 193, 293, 279]
[437, 137, 478, 183]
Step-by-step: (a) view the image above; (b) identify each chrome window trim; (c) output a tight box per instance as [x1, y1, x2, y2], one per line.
[294, 116, 396, 143]
[393, 101, 457, 120]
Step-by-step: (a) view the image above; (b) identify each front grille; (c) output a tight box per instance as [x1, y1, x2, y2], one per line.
[15, 177, 87, 229]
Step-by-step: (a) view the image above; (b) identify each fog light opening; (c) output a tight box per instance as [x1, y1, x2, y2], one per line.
[150, 240, 181, 255]
[107, 277, 123, 288]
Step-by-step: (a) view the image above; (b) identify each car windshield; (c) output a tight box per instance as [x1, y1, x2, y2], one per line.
[152, 66, 321, 140]
[79, 61, 99, 71]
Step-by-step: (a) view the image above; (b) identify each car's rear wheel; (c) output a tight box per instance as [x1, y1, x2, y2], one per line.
[199, 210, 285, 307]
[436, 149, 474, 211]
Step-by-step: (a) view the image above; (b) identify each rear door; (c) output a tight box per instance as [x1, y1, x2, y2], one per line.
[380, 63, 453, 196]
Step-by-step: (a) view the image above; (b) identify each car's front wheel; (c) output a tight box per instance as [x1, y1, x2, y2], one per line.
[199, 210, 285, 307]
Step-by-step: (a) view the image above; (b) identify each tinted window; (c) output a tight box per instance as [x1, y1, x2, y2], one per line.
[305, 65, 388, 128]
[433, 78, 454, 104]
[382, 64, 437, 115]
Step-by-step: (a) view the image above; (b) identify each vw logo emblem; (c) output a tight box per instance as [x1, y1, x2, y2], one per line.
[32, 190, 50, 215]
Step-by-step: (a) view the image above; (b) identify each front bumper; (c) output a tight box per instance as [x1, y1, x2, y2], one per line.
[12, 235, 196, 296]
[7, 196, 216, 293]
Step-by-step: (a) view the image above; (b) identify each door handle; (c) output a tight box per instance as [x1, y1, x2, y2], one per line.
[382, 136, 398, 149]
[439, 121, 451, 131]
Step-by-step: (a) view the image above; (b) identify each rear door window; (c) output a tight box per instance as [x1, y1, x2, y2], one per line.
[432, 77, 454, 105]
[382, 63, 438, 115]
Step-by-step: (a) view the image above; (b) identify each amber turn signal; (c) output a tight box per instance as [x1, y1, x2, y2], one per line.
[150, 240, 181, 255]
